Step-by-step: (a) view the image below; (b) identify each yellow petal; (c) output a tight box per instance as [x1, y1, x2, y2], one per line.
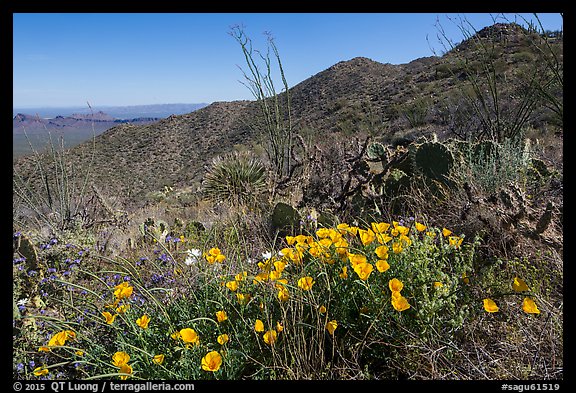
[522, 297, 540, 314]
[483, 298, 499, 313]
[513, 277, 530, 292]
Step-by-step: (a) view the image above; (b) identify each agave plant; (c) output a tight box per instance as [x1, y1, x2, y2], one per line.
[202, 151, 268, 206]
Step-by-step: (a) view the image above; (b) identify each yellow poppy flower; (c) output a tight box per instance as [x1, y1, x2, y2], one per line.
[217, 334, 229, 345]
[295, 234, 309, 244]
[225, 280, 239, 292]
[318, 305, 327, 314]
[328, 228, 342, 242]
[237, 293, 251, 305]
[206, 247, 226, 264]
[285, 235, 296, 245]
[399, 234, 412, 246]
[415, 222, 427, 232]
[371, 222, 391, 234]
[348, 253, 367, 268]
[277, 287, 290, 302]
[112, 351, 130, 367]
[116, 304, 130, 314]
[353, 262, 374, 281]
[201, 351, 222, 372]
[522, 297, 540, 314]
[442, 228, 452, 237]
[513, 277, 530, 292]
[316, 227, 330, 238]
[47, 331, 68, 347]
[253, 271, 270, 284]
[483, 298, 499, 313]
[337, 223, 350, 234]
[388, 278, 404, 292]
[102, 311, 117, 325]
[209, 247, 222, 256]
[448, 236, 463, 248]
[348, 226, 359, 236]
[136, 314, 150, 329]
[113, 282, 134, 300]
[254, 319, 265, 332]
[334, 238, 349, 256]
[33, 366, 49, 376]
[234, 271, 247, 282]
[339, 266, 348, 279]
[391, 293, 411, 311]
[374, 245, 389, 259]
[358, 228, 376, 246]
[179, 328, 200, 345]
[426, 231, 437, 239]
[269, 270, 282, 281]
[392, 242, 402, 254]
[376, 259, 390, 273]
[376, 232, 393, 244]
[216, 310, 228, 323]
[298, 276, 315, 291]
[119, 363, 132, 380]
[276, 321, 284, 332]
[75, 350, 84, 356]
[153, 354, 165, 365]
[434, 281, 443, 288]
[325, 320, 338, 335]
[170, 331, 181, 340]
[263, 330, 278, 345]
[274, 260, 287, 273]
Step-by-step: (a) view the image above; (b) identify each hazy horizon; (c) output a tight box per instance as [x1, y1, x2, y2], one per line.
[13, 102, 210, 119]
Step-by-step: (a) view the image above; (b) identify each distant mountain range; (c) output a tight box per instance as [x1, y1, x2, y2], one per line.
[13, 111, 160, 134]
[12, 104, 208, 157]
[12, 103, 209, 120]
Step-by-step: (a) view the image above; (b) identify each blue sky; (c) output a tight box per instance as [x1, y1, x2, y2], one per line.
[13, 13, 563, 108]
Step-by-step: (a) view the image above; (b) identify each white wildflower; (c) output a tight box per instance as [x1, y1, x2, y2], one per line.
[184, 248, 202, 266]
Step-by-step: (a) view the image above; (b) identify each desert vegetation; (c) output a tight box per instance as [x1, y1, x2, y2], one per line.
[13, 17, 562, 380]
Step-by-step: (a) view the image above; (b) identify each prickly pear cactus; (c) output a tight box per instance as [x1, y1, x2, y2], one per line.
[13, 233, 45, 297]
[13, 233, 40, 271]
[383, 168, 410, 197]
[271, 202, 301, 236]
[412, 141, 454, 183]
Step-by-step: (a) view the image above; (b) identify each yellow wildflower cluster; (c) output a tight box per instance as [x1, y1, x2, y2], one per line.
[483, 277, 540, 314]
[253, 319, 283, 345]
[102, 281, 135, 325]
[205, 247, 226, 264]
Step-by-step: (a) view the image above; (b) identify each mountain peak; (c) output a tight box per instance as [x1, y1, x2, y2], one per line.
[331, 56, 386, 69]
